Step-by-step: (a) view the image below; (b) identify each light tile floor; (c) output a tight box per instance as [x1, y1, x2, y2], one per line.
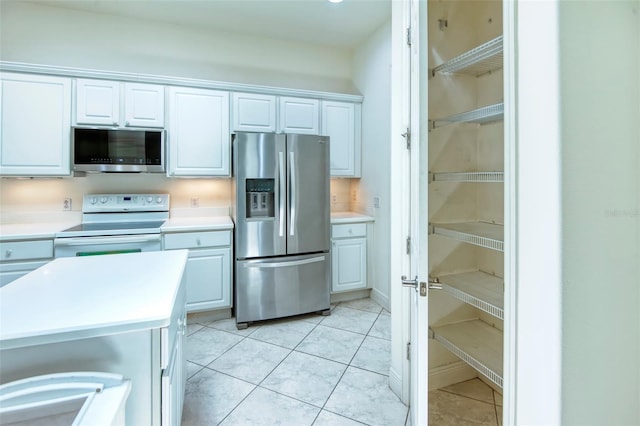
[182, 297, 503, 426]
[182, 298, 408, 426]
[428, 379, 503, 426]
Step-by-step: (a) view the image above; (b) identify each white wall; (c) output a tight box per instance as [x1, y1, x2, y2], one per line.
[0, 1, 355, 93]
[353, 20, 392, 309]
[558, 1, 639, 424]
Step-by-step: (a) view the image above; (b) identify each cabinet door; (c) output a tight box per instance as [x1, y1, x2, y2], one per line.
[331, 237, 367, 293]
[0, 73, 71, 176]
[321, 101, 361, 177]
[231, 92, 277, 132]
[161, 315, 185, 426]
[185, 248, 231, 311]
[75, 78, 120, 125]
[167, 87, 230, 176]
[124, 83, 165, 128]
[278, 97, 320, 134]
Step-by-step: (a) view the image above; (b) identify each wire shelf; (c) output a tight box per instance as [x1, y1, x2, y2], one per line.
[431, 171, 504, 183]
[437, 271, 504, 319]
[430, 103, 504, 130]
[432, 36, 504, 77]
[432, 221, 504, 252]
[431, 319, 503, 388]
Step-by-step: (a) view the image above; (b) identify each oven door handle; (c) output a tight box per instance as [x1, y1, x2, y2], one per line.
[54, 234, 162, 246]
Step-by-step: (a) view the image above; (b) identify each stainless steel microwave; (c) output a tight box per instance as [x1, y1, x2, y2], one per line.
[72, 127, 165, 173]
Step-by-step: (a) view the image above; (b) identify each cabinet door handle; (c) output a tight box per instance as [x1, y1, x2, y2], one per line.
[5, 249, 12, 258]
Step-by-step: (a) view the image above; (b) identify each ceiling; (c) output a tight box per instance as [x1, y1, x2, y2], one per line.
[28, 0, 391, 49]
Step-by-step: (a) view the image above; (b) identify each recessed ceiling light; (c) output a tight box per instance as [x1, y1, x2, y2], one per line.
[328, 0, 344, 3]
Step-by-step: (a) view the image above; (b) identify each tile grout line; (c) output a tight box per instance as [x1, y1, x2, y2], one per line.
[311, 308, 385, 425]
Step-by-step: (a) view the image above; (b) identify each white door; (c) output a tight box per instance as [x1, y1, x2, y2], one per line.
[400, 0, 429, 424]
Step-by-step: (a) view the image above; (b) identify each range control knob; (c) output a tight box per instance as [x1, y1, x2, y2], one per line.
[147, 196, 153, 203]
[156, 197, 163, 204]
[100, 196, 108, 204]
[90, 197, 98, 205]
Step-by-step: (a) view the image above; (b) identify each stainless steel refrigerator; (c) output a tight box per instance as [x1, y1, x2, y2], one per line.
[232, 132, 331, 328]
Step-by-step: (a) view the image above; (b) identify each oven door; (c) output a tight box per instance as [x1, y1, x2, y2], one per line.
[54, 234, 162, 258]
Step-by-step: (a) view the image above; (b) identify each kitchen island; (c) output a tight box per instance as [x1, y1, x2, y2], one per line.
[0, 250, 189, 425]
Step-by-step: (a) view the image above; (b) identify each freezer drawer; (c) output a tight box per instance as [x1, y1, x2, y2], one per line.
[235, 252, 330, 325]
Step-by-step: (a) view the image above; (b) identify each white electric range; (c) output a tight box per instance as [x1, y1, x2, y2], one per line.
[54, 194, 170, 258]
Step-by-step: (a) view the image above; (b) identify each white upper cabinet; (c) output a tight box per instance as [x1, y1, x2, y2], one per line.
[75, 79, 165, 128]
[167, 86, 230, 176]
[321, 100, 361, 177]
[0, 73, 71, 176]
[75, 79, 119, 125]
[231, 92, 277, 132]
[278, 97, 320, 135]
[123, 83, 165, 128]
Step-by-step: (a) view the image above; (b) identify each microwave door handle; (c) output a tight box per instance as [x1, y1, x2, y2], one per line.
[54, 235, 161, 246]
[289, 151, 296, 237]
[278, 151, 285, 238]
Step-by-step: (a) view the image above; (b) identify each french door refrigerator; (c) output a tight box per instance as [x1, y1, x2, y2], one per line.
[232, 132, 331, 328]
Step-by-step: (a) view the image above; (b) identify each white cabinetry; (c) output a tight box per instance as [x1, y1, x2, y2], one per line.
[167, 87, 230, 176]
[321, 100, 361, 177]
[163, 230, 232, 312]
[331, 223, 367, 293]
[0, 73, 71, 176]
[231, 92, 277, 132]
[0, 239, 53, 287]
[162, 307, 186, 426]
[75, 79, 165, 128]
[278, 96, 320, 135]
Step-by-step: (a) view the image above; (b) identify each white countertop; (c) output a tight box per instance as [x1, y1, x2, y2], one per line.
[0, 221, 79, 242]
[331, 212, 375, 224]
[161, 215, 234, 232]
[0, 250, 188, 350]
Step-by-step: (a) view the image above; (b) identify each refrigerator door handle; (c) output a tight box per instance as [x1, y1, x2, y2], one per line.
[243, 256, 325, 269]
[289, 151, 296, 237]
[278, 151, 285, 237]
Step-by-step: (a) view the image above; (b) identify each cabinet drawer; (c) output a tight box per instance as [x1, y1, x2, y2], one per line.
[164, 231, 231, 250]
[0, 240, 53, 262]
[332, 223, 367, 239]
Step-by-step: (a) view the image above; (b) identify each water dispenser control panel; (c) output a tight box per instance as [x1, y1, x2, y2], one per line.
[245, 179, 275, 219]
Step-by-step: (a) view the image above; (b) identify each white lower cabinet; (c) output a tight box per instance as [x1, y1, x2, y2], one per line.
[331, 223, 367, 293]
[0, 239, 53, 287]
[162, 309, 186, 426]
[163, 230, 232, 312]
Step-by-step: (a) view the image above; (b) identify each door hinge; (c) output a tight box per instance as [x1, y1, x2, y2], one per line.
[406, 27, 412, 47]
[402, 128, 411, 149]
[406, 236, 411, 254]
[406, 342, 411, 360]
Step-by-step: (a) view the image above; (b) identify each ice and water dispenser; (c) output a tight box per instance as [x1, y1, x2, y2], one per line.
[245, 178, 275, 219]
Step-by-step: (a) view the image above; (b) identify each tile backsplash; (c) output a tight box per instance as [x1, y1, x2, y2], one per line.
[0, 174, 361, 222]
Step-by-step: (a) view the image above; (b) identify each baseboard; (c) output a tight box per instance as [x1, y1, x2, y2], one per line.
[428, 361, 477, 391]
[370, 288, 389, 311]
[330, 288, 371, 304]
[388, 366, 406, 403]
[187, 308, 232, 324]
